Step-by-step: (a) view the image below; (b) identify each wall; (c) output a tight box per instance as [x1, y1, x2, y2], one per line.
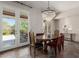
[28, 8, 43, 33]
[58, 6, 79, 42]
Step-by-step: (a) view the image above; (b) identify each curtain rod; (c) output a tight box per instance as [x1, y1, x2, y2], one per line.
[15, 1, 32, 8]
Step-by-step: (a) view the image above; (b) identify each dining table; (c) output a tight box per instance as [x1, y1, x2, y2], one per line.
[36, 34, 55, 53]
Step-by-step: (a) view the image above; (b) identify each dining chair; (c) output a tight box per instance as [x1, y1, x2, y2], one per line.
[54, 30, 62, 52]
[46, 30, 61, 57]
[36, 33, 43, 49]
[29, 32, 43, 57]
[46, 38, 58, 57]
[29, 32, 36, 57]
[53, 30, 61, 53]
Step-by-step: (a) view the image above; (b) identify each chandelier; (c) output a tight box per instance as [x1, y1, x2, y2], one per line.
[42, 1, 56, 22]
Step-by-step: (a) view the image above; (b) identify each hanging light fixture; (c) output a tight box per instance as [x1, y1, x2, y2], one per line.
[42, 1, 56, 22]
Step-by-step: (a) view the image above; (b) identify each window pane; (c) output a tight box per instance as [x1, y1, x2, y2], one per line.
[20, 19, 28, 43]
[2, 18, 16, 48]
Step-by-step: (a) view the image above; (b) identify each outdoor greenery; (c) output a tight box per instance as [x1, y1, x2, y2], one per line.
[3, 18, 28, 35]
[20, 20, 28, 33]
[20, 20, 28, 43]
[2, 21, 15, 35]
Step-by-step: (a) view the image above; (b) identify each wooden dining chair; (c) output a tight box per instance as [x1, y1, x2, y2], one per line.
[47, 37, 62, 57]
[53, 30, 61, 53]
[46, 38, 56, 57]
[54, 30, 62, 52]
[29, 32, 36, 57]
[46, 30, 62, 57]
[29, 32, 43, 57]
[36, 33, 43, 49]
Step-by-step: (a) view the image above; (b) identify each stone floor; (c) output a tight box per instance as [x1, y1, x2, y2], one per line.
[0, 41, 79, 58]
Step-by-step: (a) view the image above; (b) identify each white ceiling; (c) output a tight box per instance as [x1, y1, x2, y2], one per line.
[20, 1, 79, 13]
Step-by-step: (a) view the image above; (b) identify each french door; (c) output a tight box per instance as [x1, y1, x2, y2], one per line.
[0, 8, 29, 51]
[2, 17, 16, 51]
[19, 18, 29, 46]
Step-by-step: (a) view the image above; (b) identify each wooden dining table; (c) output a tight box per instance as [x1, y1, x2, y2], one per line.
[36, 35, 55, 53]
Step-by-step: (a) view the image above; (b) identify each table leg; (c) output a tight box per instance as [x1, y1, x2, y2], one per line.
[44, 41, 48, 52]
[42, 41, 45, 53]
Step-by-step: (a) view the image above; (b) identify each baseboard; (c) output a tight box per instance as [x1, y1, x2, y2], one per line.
[64, 40, 79, 44]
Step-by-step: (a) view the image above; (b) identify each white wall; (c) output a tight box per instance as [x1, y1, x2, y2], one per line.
[28, 8, 43, 33]
[58, 6, 79, 42]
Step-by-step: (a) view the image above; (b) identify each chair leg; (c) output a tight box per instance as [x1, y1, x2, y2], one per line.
[63, 43, 64, 50]
[34, 46, 36, 58]
[30, 45, 32, 55]
[54, 47, 57, 57]
[62, 42, 64, 50]
[58, 45, 61, 53]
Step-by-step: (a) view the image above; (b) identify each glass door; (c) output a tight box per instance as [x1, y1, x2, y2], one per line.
[20, 18, 28, 45]
[2, 17, 16, 50]
[0, 7, 29, 51]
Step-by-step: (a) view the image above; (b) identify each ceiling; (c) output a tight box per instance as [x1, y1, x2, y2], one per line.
[20, 1, 79, 13]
